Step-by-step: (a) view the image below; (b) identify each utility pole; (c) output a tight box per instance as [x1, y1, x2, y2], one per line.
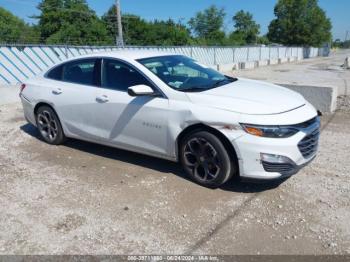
[115, 0, 124, 47]
[345, 30, 349, 42]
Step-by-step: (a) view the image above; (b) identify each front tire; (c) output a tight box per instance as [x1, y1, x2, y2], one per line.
[180, 131, 235, 188]
[35, 106, 66, 145]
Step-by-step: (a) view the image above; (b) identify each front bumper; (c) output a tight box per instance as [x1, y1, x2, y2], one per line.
[232, 119, 320, 180]
[261, 154, 316, 178]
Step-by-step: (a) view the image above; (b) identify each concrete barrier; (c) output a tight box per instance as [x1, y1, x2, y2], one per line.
[268, 59, 279, 65]
[217, 63, 239, 72]
[278, 57, 289, 64]
[239, 61, 258, 70]
[219, 56, 299, 72]
[279, 84, 338, 113]
[345, 57, 350, 69]
[288, 57, 297, 62]
[257, 60, 269, 67]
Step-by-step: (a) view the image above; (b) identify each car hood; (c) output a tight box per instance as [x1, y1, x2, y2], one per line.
[185, 78, 306, 115]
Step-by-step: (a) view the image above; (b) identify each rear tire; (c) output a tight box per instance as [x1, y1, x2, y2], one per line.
[35, 106, 66, 145]
[180, 130, 236, 188]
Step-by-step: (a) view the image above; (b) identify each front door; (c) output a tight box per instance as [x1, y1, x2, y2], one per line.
[92, 58, 170, 157]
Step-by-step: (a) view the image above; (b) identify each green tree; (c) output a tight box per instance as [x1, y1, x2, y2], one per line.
[146, 19, 191, 46]
[342, 41, 350, 49]
[37, 0, 109, 45]
[188, 5, 226, 45]
[232, 10, 260, 44]
[257, 35, 270, 45]
[267, 0, 332, 46]
[0, 7, 39, 43]
[36, 0, 64, 40]
[332, 39, 341, 48]
[102, 5, 191, 46]
[227, 31, 246, 46]
[335, 40, 350, 49]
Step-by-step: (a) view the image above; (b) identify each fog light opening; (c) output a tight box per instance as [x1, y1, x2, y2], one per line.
[260, 153, 295, 164]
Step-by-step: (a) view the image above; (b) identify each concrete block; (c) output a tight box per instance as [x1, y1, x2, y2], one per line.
[257, 60, 269, 67]
[239, 61, 258, 70]
[268, 59, 279, 65]
[278, 57, 288, 64]
[288, 57, 297, 62]
[344, 57, 350, 69]
[217, 63, 239, 72]
[279, 84, 338, 113]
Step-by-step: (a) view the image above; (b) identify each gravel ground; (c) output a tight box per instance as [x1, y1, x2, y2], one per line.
[338, 95, 350, 112]
[0, 99, 349, 255]
[1, 51, 350, 255]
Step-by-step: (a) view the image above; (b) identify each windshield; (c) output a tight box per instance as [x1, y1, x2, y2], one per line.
[137, 55, 237, 92]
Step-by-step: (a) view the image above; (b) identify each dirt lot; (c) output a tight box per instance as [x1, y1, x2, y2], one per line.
[0, 96, 349, 255]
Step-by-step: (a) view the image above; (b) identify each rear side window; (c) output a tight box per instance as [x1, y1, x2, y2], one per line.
[47, 65, 63, 80]
[46, 59, 100, 86]
[62, 59, 99, 86]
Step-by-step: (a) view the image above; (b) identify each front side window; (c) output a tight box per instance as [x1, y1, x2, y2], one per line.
[138, 55, 237, 92]
[102, 59, 151, 92]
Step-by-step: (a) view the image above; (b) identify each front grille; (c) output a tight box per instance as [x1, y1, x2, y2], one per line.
[262, 161, 297, 175]
[298, 128, 320, 159]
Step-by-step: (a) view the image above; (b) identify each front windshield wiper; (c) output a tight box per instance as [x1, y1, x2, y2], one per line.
[178, 77, 238, 93]
[212, 76, 237, 88]
[179, 87, 211, 92]
[212, 79, 230, 88]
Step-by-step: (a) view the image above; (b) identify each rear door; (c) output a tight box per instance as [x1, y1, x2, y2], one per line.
[47, 58, 104, 140]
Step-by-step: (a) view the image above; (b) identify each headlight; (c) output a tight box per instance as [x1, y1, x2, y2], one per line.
[240, 124, 299, 138]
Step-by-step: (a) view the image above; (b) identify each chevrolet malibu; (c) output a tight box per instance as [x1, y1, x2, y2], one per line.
[20, 51, 320, 188]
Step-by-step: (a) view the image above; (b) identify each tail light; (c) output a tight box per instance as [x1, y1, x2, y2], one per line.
[20, 83, 26, 94]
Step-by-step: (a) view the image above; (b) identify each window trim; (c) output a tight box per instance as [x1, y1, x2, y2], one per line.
[100, 57, 166, 98]
[45, 56, 167, 99]
[45, 58, 101, 88]
[137, 55, 235, 92]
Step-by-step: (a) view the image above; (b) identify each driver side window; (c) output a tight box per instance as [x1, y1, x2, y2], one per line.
[102, 59, 151, 92]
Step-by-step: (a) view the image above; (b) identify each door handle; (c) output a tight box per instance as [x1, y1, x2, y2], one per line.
[96, 95, 109, 103]
[52, 88, 62, 95]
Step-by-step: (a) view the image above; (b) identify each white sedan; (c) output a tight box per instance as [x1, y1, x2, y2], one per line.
[20, 51, 320, 188]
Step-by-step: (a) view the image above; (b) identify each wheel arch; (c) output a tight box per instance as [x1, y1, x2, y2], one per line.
[176, 123, 240, 175]
[34, 101, 56, 116]
[33, 102, 66, 135]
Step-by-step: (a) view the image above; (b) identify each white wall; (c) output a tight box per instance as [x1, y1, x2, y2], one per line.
[0, 45, 329, 85]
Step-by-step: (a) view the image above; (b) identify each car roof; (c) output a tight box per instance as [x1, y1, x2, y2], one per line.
[68, 50, 178, 61]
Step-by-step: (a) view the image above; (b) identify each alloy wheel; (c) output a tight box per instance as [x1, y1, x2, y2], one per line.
[37, 110, 58, 142]
[183, 137, 221, 182]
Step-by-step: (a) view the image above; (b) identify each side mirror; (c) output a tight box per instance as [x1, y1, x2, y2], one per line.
[128, 85, 155, 97]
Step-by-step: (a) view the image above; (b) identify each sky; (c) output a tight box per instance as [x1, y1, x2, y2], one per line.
[0, 0, 349, 40]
